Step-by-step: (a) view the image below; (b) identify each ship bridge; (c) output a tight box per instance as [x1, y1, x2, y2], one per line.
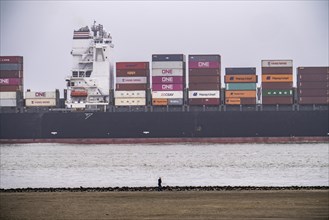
[66, 21, 114, 111]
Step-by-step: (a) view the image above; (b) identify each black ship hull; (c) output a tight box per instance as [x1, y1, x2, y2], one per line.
[1, 109, 328, 143]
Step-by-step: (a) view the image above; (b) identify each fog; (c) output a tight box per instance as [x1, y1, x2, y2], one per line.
[1, 1, 328, 94]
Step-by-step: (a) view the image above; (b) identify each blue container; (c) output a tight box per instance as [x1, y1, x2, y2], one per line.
[0, 63, 23, 71]
[225, 83, 257, 90]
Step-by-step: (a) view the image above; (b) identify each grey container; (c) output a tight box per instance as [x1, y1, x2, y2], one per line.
[0, 63, 23, 71]
[152, 54, 186, 62]
[188, 55, 221, 62]
[225, 67, 256, 75]
[0, 99, 17, 107]
[168, 98, 184, 105]
[297, 67, 329, 75]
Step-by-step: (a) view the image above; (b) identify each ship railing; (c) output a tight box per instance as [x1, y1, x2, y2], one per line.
[49, 108, 76, 112]
[5, 103, 327, 113]
[107, 104, 328, 113]
[71, 68, 93, 72]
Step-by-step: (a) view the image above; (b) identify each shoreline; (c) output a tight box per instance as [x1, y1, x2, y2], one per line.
[1, 136, 328, 144]
[1, 186, 328, 193]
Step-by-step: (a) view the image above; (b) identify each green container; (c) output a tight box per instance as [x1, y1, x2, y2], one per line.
[262, 89, 293, 96]
[225, 83, 256, 91]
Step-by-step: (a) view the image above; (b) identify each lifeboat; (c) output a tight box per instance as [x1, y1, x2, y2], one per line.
[71, 90, 88, 97]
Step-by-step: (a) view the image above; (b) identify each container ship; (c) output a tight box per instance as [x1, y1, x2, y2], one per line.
[0, 22, 328, 144]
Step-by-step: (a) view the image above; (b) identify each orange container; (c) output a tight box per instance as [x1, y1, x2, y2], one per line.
[225, 98, 241, 105]
[225, 90, 256, 98]
[262, 74, 293, 82]
[152, 98, 168, 106]
[225, 98, 256, 105]
[224, 75, 257, 83]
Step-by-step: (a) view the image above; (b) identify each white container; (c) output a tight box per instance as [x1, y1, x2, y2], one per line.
[25, 98, 56, 107]
[261, 60, 293, 67]
[115, 98, 146, 106]
[189, 90, 220, 98]
[25, 91, 56, 99]
[0, 99, 17, 107]
[116, 77, 147, 84]
[0, 91, 16, 99]
[152, 61, 184, 69]
[152, 68, 184, 76]
[114, 90, 146, 98]
[152, 91, 183, 99]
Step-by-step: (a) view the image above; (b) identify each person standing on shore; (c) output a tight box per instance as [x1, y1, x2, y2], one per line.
[158, 177, 162, 191]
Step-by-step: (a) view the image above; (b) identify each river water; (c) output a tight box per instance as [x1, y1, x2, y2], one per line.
[0, 143, 328, 189]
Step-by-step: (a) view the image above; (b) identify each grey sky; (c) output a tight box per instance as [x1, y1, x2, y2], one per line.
[1, 1, 328, 94]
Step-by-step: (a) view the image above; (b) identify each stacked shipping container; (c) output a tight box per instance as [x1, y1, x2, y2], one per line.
[188, 55, 221, 105]
[225, 68, 257, 105]
[297, 67, 329, 104]
[0, 56, 23, 107]
[261, 60, 293, 105]
[151, 54, 186, 106]
[115, 62, 149, 106]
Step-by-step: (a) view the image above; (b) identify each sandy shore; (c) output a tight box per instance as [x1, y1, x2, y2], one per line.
[1, 190, 328, 219]
[1, 136, 328, 145]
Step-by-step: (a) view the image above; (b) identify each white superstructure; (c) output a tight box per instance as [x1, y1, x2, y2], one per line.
[66, 21, 114, 109]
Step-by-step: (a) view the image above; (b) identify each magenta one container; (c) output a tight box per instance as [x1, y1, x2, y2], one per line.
[0, 78, 21, 85]
[189, 61, 220, 69]
[152, 76, 184, 84]
[152, 84, 184, 91]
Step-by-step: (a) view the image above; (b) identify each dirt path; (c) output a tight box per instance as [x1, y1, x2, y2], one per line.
[1, 190, 328, 219]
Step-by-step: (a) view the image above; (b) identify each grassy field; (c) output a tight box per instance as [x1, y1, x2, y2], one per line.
[1, 190, 328, 219]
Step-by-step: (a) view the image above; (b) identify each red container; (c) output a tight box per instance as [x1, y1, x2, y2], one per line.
[298, 89, 329, 97]
[240, 98, 256, 105]
[297, 67, 329, 75]
[262, 67, 293, 74]
[116, 84, 147, 90]
[189, 76, 220, 83]
[298, 81, 329, 89]
[116, 62, 149, 70]
[298, 73, 329, 82]
[152, 84, 183, 91]
[189, 98, 220, 105]
[298, 96, 329, 104]
[189, 83, 220, 90]
[152, 76, 184, 84]
[262, 96, 293, 105]
[262, 82, 293, 89]
[116, 69, 149, 77]
[189, 68, 220, 76]
[0, 85, 22, 91]
[0, 70, 22, 78]
[0, 56, 23, 63]
[239, 97, 257, 105]
[189, 61, 220, 69]
[0, 78, 22, 85]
